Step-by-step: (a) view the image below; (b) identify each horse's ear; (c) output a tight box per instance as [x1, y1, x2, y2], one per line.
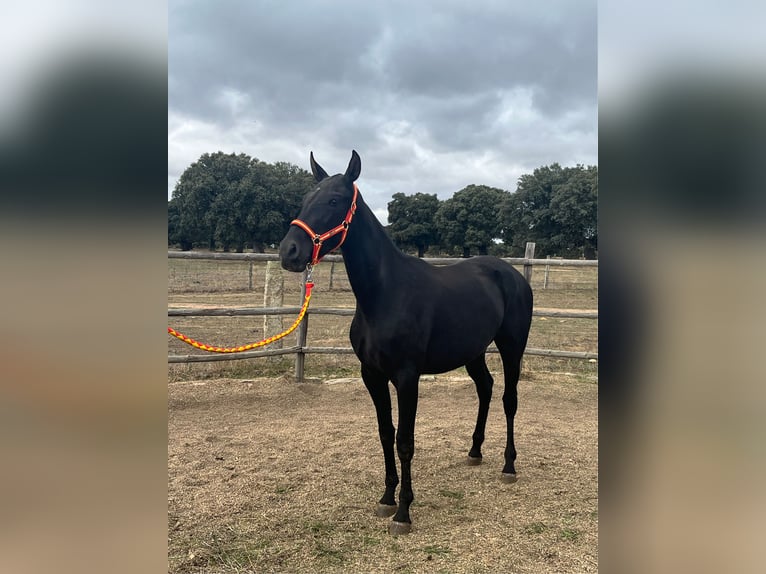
[310, 151, 329, 182]
[344, 150, 361, 182]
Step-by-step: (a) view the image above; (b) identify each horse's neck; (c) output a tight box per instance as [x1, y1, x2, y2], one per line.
[340, 196, 403, 310]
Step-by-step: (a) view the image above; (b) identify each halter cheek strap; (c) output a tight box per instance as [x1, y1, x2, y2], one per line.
[290, 183, 359, 266]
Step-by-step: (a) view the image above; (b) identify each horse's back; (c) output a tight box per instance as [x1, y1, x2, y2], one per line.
[438, 256, 531, 305]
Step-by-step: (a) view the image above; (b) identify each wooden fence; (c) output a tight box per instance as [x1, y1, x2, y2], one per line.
[168, 246, 597, 381]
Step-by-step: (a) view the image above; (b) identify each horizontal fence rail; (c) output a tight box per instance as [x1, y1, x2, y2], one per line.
[168, 251, 598, 376]
[168, 307, 598, 320]
[168, 250, 598, 267]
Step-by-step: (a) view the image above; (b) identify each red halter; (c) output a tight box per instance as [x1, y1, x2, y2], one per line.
[290, 183, 359, 266]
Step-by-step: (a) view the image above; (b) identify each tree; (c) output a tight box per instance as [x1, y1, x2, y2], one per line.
[242, 160, 311, 252]
[168, 152, 313, 252]
[550, 165, 598, 258]
[167, 200, 184, 249]
[206, 178, 254, 252]
[435, 185, 509, 257]
[169, 152, 252, 250]
[387, 192, 441, 257]
[501, 164, 597, 258]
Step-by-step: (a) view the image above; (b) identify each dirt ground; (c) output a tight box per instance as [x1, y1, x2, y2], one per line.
[168, 371, 597, 573]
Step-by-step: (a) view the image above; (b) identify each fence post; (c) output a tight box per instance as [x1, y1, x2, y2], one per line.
[543, 255, 550, 289]
[329, 261, 335, 291]
[523, 242, 536, 284]
[263, 261, 284, 361]
[294, 268, 310, 382]
[249, 261, 254, 291]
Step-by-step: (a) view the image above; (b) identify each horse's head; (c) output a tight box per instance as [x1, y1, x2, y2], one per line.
[279, 150, 361, 272]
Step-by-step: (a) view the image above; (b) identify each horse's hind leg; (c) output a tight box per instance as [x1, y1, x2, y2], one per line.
[361, 363, 398, 517]
[466, 354, 493, 464]
[495, 339, 523, 483]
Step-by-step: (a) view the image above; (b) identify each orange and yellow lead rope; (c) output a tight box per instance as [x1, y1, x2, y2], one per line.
[168, 282, 314, 353]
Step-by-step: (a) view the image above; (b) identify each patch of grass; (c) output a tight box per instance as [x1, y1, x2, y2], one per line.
[438, 489, 465, 500]
[303, 519, 347, 565]
[523, 521, 549, 535]
[189, 528, 275, 573]
[312, 541, 346, 565]
[422, 544, 452, 556]
[306, 519, 335, 536]
[361, 535, 381, 547]
[305, 362, 360, 379]
[168, 357, 295, 382]
[210, 545, 261, 572]
[559, 527, 582, 541]
[274, 484, 295, 494]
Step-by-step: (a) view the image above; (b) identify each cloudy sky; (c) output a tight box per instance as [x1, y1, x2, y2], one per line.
[169, 0, 597, 223]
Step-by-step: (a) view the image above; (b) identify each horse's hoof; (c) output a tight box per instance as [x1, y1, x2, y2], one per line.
[466, 455, 483, 466]
[501, 472, 518, 484]
[389, 521, 412, 535]
[375, 504, 398, 518]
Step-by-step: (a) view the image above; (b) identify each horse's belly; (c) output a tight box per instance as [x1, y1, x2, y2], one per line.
[420, 308, 500, 372]
[421, 338, 494, 374]
[351, 320, 493, 376]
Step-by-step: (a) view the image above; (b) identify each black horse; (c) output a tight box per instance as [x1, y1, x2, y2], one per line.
[279, 151, 533, 534]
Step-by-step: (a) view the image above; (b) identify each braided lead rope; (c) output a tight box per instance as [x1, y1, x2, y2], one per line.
[168, 282, 314, 353]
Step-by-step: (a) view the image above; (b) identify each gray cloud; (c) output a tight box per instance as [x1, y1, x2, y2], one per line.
[169, 0, 597, 221]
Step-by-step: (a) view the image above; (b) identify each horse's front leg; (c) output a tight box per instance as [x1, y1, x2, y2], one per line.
[389, 370, 419, 535]
[361, 364, 398, 517]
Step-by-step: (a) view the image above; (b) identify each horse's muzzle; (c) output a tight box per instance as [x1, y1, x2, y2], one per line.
[278, 236, 308, 272]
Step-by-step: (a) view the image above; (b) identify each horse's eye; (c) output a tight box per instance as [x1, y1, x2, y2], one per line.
[329, 198, 338, 206]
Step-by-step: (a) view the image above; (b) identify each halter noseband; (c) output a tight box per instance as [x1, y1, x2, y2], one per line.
[290, 183, 359, 266]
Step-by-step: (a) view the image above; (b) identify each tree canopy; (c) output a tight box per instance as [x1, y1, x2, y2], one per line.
[168, 152, 312, 252]
[501, 164, 597, 258]
[435, 185, 510, 257]
[387, 192, 441, 257]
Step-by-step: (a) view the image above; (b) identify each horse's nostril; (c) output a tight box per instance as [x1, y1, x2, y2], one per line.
[283, 242, 299, 262]
[280, 240, 301, 270]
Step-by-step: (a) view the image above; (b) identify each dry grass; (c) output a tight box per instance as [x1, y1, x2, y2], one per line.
[168, 373, 597, 573]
